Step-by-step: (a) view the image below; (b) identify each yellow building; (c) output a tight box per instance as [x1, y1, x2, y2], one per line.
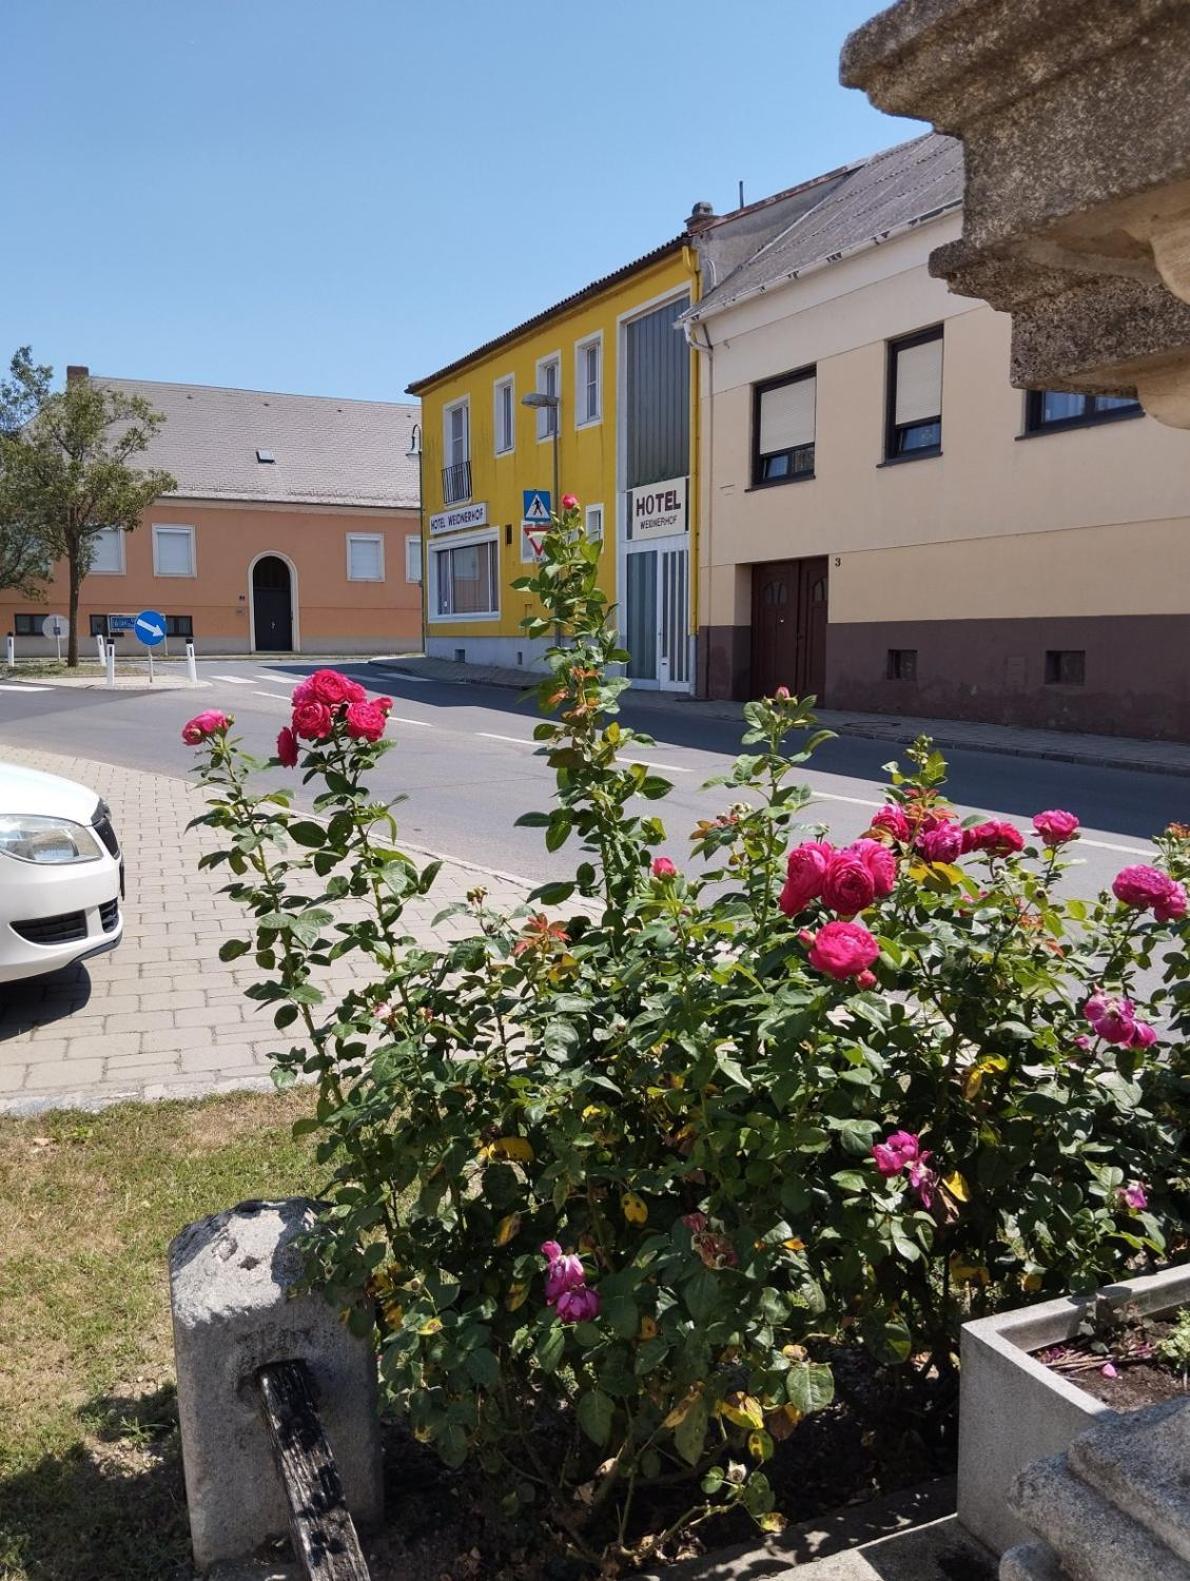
[407, 238, 701, 690]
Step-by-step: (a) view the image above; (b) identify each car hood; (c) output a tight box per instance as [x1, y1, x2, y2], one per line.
[0, 763, 102, 823]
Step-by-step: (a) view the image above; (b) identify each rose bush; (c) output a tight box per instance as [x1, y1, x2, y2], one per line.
[185, 505, 1189, 1569]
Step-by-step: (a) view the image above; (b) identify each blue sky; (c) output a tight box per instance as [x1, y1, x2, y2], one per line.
[3, 0, 923, 402]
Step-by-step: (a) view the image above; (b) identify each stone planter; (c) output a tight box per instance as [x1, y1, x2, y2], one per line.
[958, 1260, 1190, 1556]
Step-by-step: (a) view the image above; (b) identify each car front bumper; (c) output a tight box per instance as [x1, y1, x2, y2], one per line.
[0, 810, 124, 983]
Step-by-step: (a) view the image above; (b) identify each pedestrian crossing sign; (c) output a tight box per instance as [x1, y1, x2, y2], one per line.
[522, 489, 551, 525]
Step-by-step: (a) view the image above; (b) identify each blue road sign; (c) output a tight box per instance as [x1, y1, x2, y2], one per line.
[522, 489, 551, 525]
[108, 614, 136, 633]
[134, 609, 167, 647]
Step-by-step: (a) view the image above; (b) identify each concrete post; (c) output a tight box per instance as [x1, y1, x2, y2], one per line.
[169, 1198, 383, 1572]
[5, 634, 13, 668]
[185, 641, 198, 685]
[105, 641, 115, 688]
[95, 633, 106, 666]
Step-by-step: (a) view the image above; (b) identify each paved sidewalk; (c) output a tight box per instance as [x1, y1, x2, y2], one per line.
[0, 745, 532, 1115]
[369, 655, 1190, 777]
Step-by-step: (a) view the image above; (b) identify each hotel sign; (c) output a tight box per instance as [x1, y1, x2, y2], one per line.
[429, 501, 488, 536]
[630, 476, 688, 540]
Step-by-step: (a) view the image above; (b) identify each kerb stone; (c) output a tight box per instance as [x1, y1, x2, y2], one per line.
[170, 1197, 382, 1570]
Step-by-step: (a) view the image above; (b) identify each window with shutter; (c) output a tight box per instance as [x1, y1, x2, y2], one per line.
[153, 525, 196, 576]
[89, 527, 125, 575]
[493, 377, 515, 454]
[753, 369, 816, 484]
[886, 328, 943, 459]
[347, 534, 384, 581]
[405, 535, 423, 583]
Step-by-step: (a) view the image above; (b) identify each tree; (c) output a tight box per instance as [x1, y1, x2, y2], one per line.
[0, 519, 52, 601]
[0, 349, 176, 664]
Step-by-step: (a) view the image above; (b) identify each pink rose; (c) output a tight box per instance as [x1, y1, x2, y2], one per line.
[1112, 864, 1175, 911]
[779, 840, 833, 918]
[917, 822, 963, 864]
[344, 699, 391, 742]
[964, 821, 1024, 857]
[291, 676, 315, 705]
[872, 1130, 921, 1176]
[308, 668, 366, 708]
[773, 685, 791, 700]
[1033, 809, 1080, 847]
[1119, 1182, 1148, 1212]
[821, 851, 876, 916]
[681, 1212, 708, 1233]
[807, 920, 879, 981]
[1083, 992, 1137, 1046]
[555, 1285, 601, 1324]
[870, 804, 910, 842]
[1155, 881, 1187, 923]
[652, 856, 677, 879]
[292, 699, 334, 741]
[180, 710, 231, 744]
[1130, 1019, 1158, 1050]
[276, 726, 298, 768]
[907, 1155, 938, 1211]
[851, 838, 897, 898]
[561, 493, 579, 511]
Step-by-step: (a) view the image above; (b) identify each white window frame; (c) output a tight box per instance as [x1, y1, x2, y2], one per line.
[584, 502, 604, 543]
[535, 351, 561, 441]
[444, 396, 470, 465]
[152, 523, 196, 578]
[346, 532, 385, 582]
[574, 332, 603, 428]
[493, 374, 516, 456]
[405, 534, 423, 584]
[429, 529, 500, 623]
[88, 525, 126, 575]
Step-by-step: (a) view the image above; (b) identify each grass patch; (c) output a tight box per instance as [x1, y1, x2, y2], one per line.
[0, 1089, 321, 1580]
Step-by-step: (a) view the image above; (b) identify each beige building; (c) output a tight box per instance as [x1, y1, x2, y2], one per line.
[684, 135, 1190, 739]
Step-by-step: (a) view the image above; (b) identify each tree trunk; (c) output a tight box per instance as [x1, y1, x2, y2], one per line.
[67, 548, 80, 667]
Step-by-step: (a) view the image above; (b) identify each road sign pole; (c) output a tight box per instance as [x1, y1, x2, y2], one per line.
[148, 647, 155, 684]
[55, 631, 61, 663]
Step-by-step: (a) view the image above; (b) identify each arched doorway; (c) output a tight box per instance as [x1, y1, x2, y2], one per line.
[252, 555, 294, 651]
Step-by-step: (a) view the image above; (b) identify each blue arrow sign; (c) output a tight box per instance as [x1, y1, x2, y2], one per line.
[134, 609, 167, 647]
[522, 489, 551, 525]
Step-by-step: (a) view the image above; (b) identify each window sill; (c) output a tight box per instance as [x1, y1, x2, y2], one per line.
[493, 447, 515, 458]
[574, 417, 603, 432]
[745, 473, 816, 492]
[347, 577, 386, 584]
[429, 612, 501, 624]
[877, 449, 942, 468]
[1016, 407, 1144, 439]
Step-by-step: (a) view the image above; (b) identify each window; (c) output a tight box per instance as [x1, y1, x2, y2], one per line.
[575, 336, 602, 426]
[1025, 389, 1142, 434]
[886, 648, 918, 681]
[256, 449, 275, 463]
[405, 534, 423, 584]
[1045, 649, 1086, 685]
[12, 613, 40, 636]
[166, 614, 193, 638]
[753, 368, 816, 484]
[89, 526, 125, 575]
[886, 327, 943, 459]
[493, 376, 515, 455]
[153, 524, 196, 577]
[89, 615, 109, 638]
[443, 398, 471, 503]
[346, 533, 385, 581]
[585, 503, 604, 543]
[535, 354, 560, 439]
[432, 535, 499, 618]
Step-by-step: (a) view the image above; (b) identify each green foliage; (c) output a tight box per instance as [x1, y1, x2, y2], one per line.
[187, 502, 1190, 1567]
[1156, 1305, 1190, 1381]
[0, 348, 176, 661]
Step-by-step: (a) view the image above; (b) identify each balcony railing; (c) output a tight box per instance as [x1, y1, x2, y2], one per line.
[442, 460, 472, 505]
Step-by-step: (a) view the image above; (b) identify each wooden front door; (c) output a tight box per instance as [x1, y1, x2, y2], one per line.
[750, 556, 828, 701]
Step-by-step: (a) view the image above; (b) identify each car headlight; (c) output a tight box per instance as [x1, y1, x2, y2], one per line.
[0, 816, 104, 864]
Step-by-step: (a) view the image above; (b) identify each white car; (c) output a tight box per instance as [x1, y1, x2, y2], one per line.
[0, 764, 123, 983]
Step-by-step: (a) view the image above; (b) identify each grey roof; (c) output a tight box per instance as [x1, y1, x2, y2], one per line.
[688, 133, 964, 320]
[96, 378, 420, 509]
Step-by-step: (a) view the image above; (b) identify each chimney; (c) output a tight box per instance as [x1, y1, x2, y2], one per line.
[66, 365, 89, 385]
[685, 201, 716, 234]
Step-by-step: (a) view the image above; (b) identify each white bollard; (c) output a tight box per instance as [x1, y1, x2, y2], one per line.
[5, 634, 13, 669]
[186, 641, 198, 686]
[105, 641, 116, 689]
[95, 633, 106, 665]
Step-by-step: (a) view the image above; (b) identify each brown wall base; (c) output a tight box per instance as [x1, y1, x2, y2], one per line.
[700, 615, 1190, 741]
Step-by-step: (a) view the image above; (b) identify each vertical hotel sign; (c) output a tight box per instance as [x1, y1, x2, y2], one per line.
[629, 476, 688, 540]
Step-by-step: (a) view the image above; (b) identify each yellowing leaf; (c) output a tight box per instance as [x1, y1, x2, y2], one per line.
[381, 1299, 404, 1327]
[949, 1254, 989, 1286]
[1022, 1272, 1043, 1293]
[505, 1280, 529, 1311]
[747, 1429, 775, 1462]
[719, 1393, 765, 1431]
[783, 1237, 806, 1253]
[638, 1314, 659, 1341]
[621, 1191, 648, 1225]
[663, 1385, 703, 1429]
[418, 1316, 443, 1335]
[758, 1511, 788, 1533]
[494, 1212, 521, 1247]
[963, 1056, 1007, 1099]
[485, 1137, 534, 1164]
[943, 1171, 970, 1203]
[781, 1343, 807, 1362]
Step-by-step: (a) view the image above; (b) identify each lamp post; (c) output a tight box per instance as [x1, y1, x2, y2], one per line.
[406, 422, 426, 654]
[521, 391, 560, 517]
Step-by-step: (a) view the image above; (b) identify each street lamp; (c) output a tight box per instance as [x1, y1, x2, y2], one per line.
[521, 391, 560, 517]
[405, 422, 427, 654]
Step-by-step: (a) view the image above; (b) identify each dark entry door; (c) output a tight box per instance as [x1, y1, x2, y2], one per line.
[751, 556, 828, 700]
[253, 556, 293, 651]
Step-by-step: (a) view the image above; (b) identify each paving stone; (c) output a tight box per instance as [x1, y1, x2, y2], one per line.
[24, 1058, 106, 1088]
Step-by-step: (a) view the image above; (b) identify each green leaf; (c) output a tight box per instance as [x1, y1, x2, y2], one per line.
[674, 1396, 709, 1465]
[684, 1268, 721, 1326]
[602, 1291, 639, 1340]
[288, 820, 327, 847]
[465, 1347, 501, 1389]
[577, 1389, 615, 1447]
[786, 1362, 834, 1415]
[536, 1327, 565, 1374]
[531, 881, 576, 906]
[545, 810, 573, 853]
[218, 938, 251, 962]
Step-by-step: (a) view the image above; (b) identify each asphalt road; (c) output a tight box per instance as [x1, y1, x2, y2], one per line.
[0, 657, 1184, 897]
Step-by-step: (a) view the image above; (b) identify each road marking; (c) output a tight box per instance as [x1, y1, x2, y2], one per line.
[254, 691, 292, 702]
[209, 673, 255, 684]
[811, 791, 883, 809]
[479, 732, 537, 747]
[0, 683, 52, 692]
[392, 716, 433, 727]
[1080, 838, 1152, 856]
[625, 757, 691, 775]
[477, 733, 692, 775]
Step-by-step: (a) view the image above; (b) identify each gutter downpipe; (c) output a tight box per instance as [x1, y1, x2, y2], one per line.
[684, 314, 715, 699]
